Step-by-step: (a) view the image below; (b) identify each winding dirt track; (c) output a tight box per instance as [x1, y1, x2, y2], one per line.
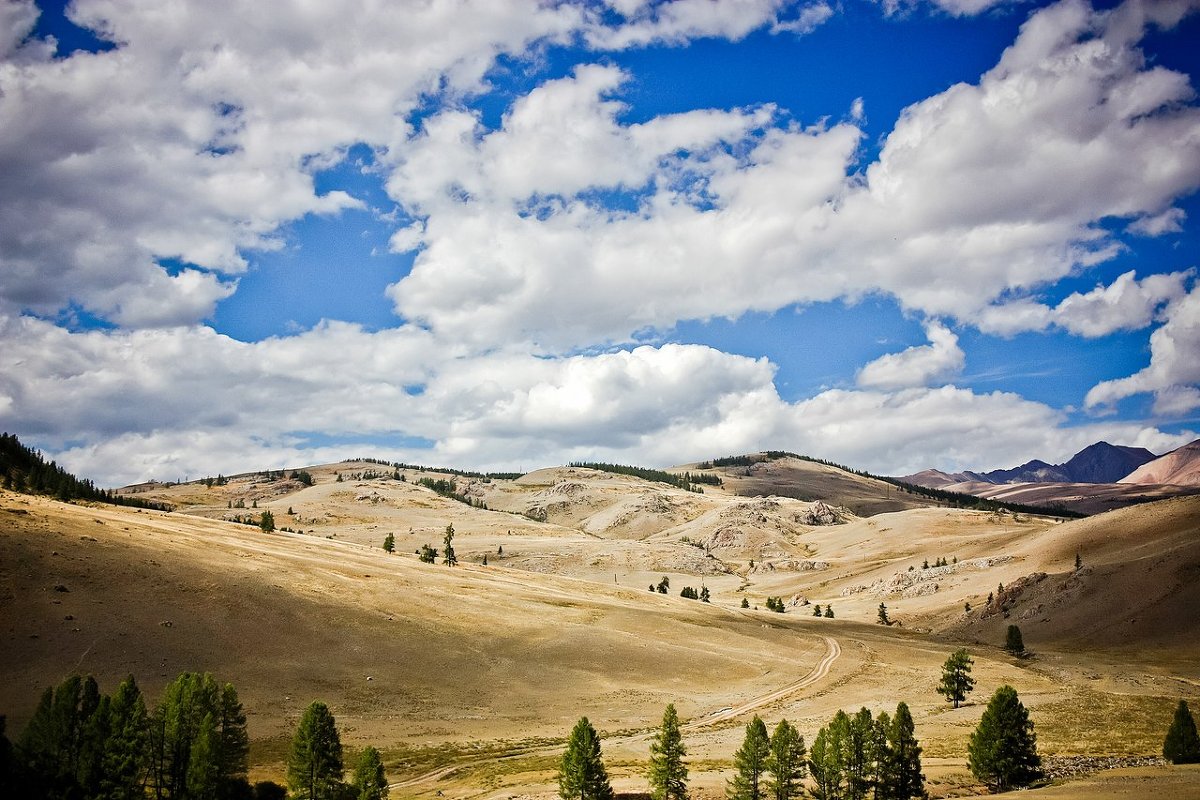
[390, 635, 841, 790]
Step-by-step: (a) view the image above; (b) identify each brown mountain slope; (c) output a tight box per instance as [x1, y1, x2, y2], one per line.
[1121, 438, 1200, 487]
[680, 455, 940, 516]
[4, 487, 1200, 797]
[946, 494, 1200, 655]
[0, 488, 829, 745]
[927, 478, 1199, 515]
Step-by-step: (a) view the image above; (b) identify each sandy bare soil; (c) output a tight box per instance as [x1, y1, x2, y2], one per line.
[4, 460, 1199, 797]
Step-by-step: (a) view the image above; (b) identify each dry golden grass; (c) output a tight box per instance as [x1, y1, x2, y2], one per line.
[5, 461, 1200, 798]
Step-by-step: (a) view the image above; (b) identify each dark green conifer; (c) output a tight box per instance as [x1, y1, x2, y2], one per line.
[287, 701, 344, 800]
[765, 719, 805, 800]
[967, 685, 1041, 792]
[1164, 700, 1200, 764]
[727, 716, 770, 800]
[558, 717, 613, 800]
[352, 745, 388, 800]
[648, 704, 687, 800]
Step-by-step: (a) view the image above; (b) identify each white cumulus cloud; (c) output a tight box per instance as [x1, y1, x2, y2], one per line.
[856, 322, 966, 390]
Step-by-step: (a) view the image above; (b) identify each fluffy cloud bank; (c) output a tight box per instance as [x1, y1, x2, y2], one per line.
[1, 314, 1191, 486]
[2, 0, 1199, 483]
[386, 0, 1200, 357]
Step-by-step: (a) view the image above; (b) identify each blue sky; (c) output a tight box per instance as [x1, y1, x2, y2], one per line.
[2, 0, 1199, 486]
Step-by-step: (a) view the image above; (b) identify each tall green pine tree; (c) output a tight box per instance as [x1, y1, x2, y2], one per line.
[967, 685, 1042, 792]
[558, 717, 613, 800]
[765, 719, 805, 800]
[880, 702, 924, 800]
[352, 745, 389, 800]
[807, 711, 848, 800]
[648, 704, 687, 800]
[287, 701, 344, 800]
[727, 716, 770, 800]
[936, 649, 975, 708]
[101, 676, 149, 800]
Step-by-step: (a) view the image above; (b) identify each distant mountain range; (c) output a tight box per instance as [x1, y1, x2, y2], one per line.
[899, 439, 1200, 514]
[904, 441, 1160, 487]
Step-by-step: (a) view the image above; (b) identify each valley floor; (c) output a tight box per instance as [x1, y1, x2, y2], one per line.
[3, 475, 1198, 798]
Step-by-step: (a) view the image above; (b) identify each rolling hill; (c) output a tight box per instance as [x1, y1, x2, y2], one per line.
[4, 451, 1200, 797]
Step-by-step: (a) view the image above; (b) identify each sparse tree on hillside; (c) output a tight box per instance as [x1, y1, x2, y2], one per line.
[812, 604, 822, 617]
[1074, 551, 1082, 570]
[648, 704, 687, 800]
[765, 719, 805, 800]
[558, 718, 613, 800]
[700, 586, 711, 603]
[1004, 625, 1026, 657]
[419, 544, 437, 564]
[442, 524, 457, 566]
[936, 649, 975, 709]
[727, 716, 770, 800]
[741, 597, 750, 609]
[287, 701, 343, 800]
[657, 576, 670, 594]
[259, 510, 275, 533]
[824, 606, 834, 618]
[878, 603, 891, 625]
[352, 745, 388, 800]
[1164, 700, 1200, 764]
[968, 685, 1041, 792]
[382, 533, 394, 553]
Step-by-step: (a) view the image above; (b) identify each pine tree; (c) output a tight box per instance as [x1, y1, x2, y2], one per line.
[259, 510, 275, 532]
[878, 603, 890, 625]
[765, 719, 805, 800]
[18, 674, 87, 797]
[558, 717, 613, 800]
[844, 707, 874, 800]
[382, 533, 395, 553]
[1163, 700, 1200, 764]
[741, 597, 750, 609]
[824, 606, 834, 618]
[101, 676, 149, 800]
[813, 604, 822, 617]
[880, 702, 924, 800]
[808, 711, 849, 800]
[936, 649, 975, 708]
[648, 704, 687, 800]
[968, 685, 1041, 792]
[1004, 625, 1025, 657]
[186, 712, 221, 800]
[727, 716, 770, 800]
[442, 524, 457, 566]
[287, 701, 344, 800]
[700, 586, 711, 603]
[352, 745, 389, 800]
[218, 682, 250, 793]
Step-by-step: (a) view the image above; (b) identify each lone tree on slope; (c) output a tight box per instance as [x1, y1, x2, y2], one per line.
[442, 524, 457, 566]
[968, 685, 1042, 793]
[648, 704, 688, 800]
[937, 649, 975, 708]
[1164, 700, 1200, 764]
[559, 718, 613, 800]
[1004, 625, 1026, 657]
